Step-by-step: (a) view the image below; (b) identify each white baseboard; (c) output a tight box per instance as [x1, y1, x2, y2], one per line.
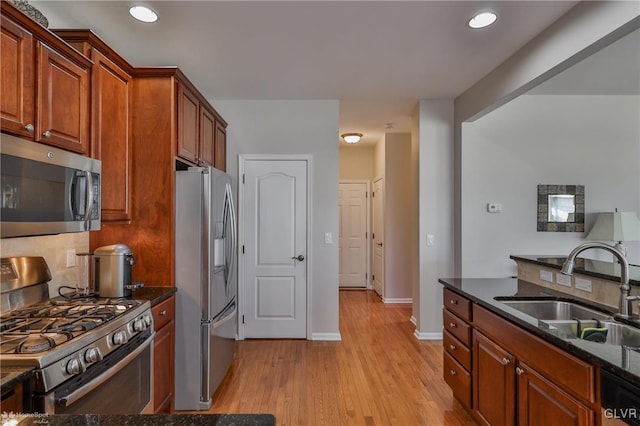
[382, 297, 412, 304]
[410, 316, 417, 326]
[414, 330, 443, 340]
[310, 332, 342, 341]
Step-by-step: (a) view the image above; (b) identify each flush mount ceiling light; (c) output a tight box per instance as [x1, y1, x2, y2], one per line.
[468, 11, 497, 29]
[341, 133, 363, 144]
[129, 5, 158, 23]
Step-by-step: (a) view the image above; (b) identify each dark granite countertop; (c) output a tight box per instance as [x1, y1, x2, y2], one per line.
[131, 286, 177, 306]
[1, 365, 34, 393]
[511, 255, 640, 286]
[2, 414, 275, 425]
[439, 277, 640, 386]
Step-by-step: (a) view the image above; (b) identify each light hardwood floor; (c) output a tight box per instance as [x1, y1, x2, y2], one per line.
[208, 290, 477, 425]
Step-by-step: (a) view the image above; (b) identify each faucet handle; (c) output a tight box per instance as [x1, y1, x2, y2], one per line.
[626, 295, 640, 302]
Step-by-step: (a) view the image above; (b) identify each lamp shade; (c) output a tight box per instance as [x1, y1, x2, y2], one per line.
[586, 211, 640, 242]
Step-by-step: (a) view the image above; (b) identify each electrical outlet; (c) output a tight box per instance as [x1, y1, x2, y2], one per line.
[426, 234, 435, 246]
[575, 278, 592, 293]
[324, 232, 332, 244]
[539, 270, 553, 283]
[487, 203, 502, 213]
[66, 249, 76, 267]
[555, 273, 572, 287]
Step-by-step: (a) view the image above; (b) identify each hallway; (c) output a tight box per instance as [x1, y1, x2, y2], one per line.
[208, 290, 476, 425]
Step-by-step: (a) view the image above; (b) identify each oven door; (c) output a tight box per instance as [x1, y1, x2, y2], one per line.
[36, 331, 154, 415]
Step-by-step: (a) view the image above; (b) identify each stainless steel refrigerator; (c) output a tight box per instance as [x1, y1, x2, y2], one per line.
[174, 166, 237, 410]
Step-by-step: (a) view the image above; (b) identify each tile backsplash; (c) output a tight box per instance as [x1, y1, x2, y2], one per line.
[1, 232, 90, 297]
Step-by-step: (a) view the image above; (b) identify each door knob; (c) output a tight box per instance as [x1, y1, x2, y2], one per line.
[376, 243, 383, 247]
[292, 255, 305, 261]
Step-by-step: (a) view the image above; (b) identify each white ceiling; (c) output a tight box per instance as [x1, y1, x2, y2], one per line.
[32, 0, 580, 145]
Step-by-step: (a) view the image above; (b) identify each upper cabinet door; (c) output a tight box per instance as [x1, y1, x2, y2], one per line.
[214, 120, 226, 172]
[92, 49, 133, 222]
[36, 42, 90, 154]
[177, 84, 199, 164]
[0, 15, 35, 138]
[199, 106, 215, 167]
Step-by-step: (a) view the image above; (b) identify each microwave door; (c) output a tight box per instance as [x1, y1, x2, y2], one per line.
[70, 171, 95, 231]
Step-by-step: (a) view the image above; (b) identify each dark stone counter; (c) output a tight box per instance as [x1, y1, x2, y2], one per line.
[4, 414, 275, 426]
[439, 277, 640, 386]
[1, 365, 34, 393]
[131, 286, 177, 306]
[511, 254, 640, 286]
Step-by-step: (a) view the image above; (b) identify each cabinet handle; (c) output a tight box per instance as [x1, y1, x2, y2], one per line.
[42, 130, 52, 138]
[450, 299, 458, 305]
[160, 310, 167, 316]
[450, 369, 457, 376]
[25, 124, 34, 132]
[449, 322, 457, 328]
[516, 367, 524, 375]
[502, 358, 511, 365]
[449, 344, 456, 350]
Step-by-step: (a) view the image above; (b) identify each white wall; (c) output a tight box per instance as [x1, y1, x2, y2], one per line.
[383, 133, 413, 301]
[416, 100, 455, 338]
[461, 95, 640, 277]
[374, 137, 385, 180]
[212, 100, 340, 340]
[339, 146, 374, 180]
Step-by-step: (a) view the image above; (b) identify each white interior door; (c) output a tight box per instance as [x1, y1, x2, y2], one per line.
[339, 181, 368, 288]
[241, 159, 307, 338]
[372, 178, 384, 297]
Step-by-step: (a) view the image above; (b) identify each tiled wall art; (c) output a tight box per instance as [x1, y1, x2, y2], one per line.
[537, 184, 585, 232]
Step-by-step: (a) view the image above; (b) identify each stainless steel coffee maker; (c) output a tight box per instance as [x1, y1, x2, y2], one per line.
[94, 244, 142, 297]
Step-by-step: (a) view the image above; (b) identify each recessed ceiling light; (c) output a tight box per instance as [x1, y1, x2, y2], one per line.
[129, 5, 158, 23]
[468, 12, 497, 29]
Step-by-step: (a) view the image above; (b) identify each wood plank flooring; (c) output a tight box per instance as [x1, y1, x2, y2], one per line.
[207, 290, 477, 425]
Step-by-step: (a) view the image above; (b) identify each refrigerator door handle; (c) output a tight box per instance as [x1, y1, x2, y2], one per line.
[212, 300, 236, 329]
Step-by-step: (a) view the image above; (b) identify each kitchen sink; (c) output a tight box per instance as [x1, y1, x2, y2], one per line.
[544, 320, 640, 348]
[495, 298, 613, 321]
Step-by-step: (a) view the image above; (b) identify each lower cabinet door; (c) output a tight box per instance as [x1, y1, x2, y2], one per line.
[153, 318, 175, 413]
[516, 362, 594, 426]
[473, 332, 516, 426]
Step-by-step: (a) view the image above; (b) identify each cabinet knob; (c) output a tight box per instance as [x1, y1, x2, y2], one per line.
[42, 130, 52, 138]
[450, 299, 458, 305]
[516, 367, 524, 375]
[449, 322, 457, 328]
[449, 369, 457, 376]
[160, 310, 167, 316]
[502, 357, 511, 366]
[449, 344, 456, 350]
[25, 123, 34, 132]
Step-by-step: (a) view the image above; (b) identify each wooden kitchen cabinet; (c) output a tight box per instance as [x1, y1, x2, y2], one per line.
[0, 2, 92, 154]
[471, 304, 595, 426]
[177, 83, 222, 168]
[442, 289, 473, 409]
[214, 119, 227, 171]
[152, 296, 175, 413]
[54, 30, 134, 223]
[0, 382, 23, 413]
[1, 12, 34, 138]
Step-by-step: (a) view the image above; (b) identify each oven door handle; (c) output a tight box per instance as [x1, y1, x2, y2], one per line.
[56, 332, 155, 408]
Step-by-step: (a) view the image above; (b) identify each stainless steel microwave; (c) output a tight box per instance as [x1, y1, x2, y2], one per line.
[1, 133, 101, 238]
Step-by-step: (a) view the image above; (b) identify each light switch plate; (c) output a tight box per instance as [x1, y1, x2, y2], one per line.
[66, 249, 76, 267]
[539, 270, 553, 283]
[324, 232, 332, 244]
[575, 278, 592, 293]
[555, 273, 572, 287]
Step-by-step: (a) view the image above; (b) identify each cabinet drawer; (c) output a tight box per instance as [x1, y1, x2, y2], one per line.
[444, 330, 471, 371]
[444, 288, 471, 321]
[444, 352, 471, 409]
[152, 296, 175, 331]
[443, 309, 471, 346]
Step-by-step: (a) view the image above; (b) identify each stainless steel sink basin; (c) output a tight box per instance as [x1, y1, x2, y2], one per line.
[495, 298, 613, 321]
[544, 320, 640, 348]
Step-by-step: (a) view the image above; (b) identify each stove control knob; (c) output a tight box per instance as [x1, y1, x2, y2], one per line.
[132, 319, 146, 332]
[65, 358, 85, 376]
[84, 347, 102, 364]
[143, 314, 152, 328]
[112, 331, 126, 346]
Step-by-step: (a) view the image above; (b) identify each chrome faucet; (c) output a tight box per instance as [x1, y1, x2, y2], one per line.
[561, 242, 634, 318]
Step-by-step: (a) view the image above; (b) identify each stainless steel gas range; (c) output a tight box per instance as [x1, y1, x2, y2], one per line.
[0, 257, 155, 414]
